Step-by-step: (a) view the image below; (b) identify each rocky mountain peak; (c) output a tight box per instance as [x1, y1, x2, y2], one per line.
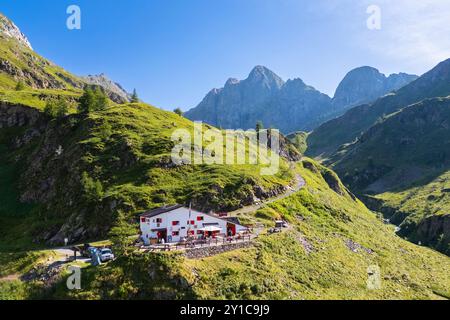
[332, 66, 418, 110]
[0, 12, 32, 50]
[225, 78, 240, 87]
[81, 74, 131, 103]
[246, 65, 285, 90]
[282, 78, 308, 90]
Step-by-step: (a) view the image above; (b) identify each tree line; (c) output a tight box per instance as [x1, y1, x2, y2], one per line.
[43, 86, 141, 119]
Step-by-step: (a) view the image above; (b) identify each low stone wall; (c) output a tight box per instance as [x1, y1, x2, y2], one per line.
[183, 241, 254, 259]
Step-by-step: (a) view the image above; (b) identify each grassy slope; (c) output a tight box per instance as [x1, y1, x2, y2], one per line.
[0, 101, 292, 251]
[0, 126, 54, 299]
[185, 160, 450, 300]
[79, 103, 292, 225]
[0, 87, 81, 110]
[377, 171, 450, 219]
[328, 98, 450, 254]
[0, 101, 293, 299]
[42, 158, 450, 300]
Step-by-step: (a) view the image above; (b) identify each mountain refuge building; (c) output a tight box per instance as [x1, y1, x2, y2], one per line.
[139, 205, 248, 245]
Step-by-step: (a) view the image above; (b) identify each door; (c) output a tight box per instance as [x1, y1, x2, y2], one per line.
[227, 223, 236, 236]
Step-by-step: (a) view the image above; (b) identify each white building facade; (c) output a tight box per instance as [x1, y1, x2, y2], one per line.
[139, 205, 248, 245]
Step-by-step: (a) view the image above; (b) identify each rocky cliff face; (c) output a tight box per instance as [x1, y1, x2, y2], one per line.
[0, 101, 41, 128]
[0, 12, 32, 50]
[258, 79, 333, 133]
[412, 214, 450, 254]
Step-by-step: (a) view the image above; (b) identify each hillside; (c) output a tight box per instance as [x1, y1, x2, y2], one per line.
[326, 97, 450, 255]
[18, 159, 448, 300]
[307, 58, 450, 159]
[0, 101, 296, 248]
[186, 66, 416, 134]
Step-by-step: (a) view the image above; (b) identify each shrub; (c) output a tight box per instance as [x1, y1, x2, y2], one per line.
[81, 171, 104, 203]
[173, 108, 184, 117]
[78, 87, 109, 114]
[15, 81, 26, 91]
[44, 98, 69, 119]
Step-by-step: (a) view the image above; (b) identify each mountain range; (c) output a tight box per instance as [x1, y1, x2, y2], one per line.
[185, 65, 417, 134]
[307, 58, 450, 158]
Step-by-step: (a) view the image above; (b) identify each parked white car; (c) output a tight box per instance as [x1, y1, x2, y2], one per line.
[99, 248, 115, 262]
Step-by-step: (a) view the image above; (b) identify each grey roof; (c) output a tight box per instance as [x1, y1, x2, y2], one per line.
[140, 204, 184, 218]
[223, 217, 240, 224]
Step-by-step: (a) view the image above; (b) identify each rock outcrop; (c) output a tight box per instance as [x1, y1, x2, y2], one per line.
[82, 74, 131, 104]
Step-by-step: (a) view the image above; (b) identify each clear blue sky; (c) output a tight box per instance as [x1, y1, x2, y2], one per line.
[2, 0, 449, 110]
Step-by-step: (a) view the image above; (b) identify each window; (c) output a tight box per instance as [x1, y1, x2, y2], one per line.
[172, 221, 180, 226]
[197, 216, 204, 221]
[140, 217, 146, 223]
[156, 218, 162, 223]
[172, 231, 179, 236]
[197, 230, 203, 235]
[187, 220, 195, 225]
[188, 230, 195, 236]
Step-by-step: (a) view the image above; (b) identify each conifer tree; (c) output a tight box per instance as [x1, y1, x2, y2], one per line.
[130, 89, 139, 103]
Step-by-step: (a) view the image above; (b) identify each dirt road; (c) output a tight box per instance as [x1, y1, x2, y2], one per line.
[229, 162, 306, 216]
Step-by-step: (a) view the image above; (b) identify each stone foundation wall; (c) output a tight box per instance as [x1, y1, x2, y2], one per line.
[183, 241, 254, 259]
